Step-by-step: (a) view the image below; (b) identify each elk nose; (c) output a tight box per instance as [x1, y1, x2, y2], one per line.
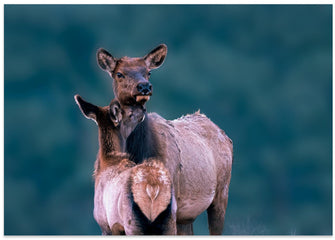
[137, 82, 152, 95]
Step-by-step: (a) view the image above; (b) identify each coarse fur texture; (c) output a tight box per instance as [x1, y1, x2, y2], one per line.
[98, 44, 233, 235]
[75, 95, 177, 235]
[125, 111, 233, 235]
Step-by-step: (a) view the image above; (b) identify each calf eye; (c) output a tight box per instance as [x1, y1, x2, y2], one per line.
[116, 72, 124, 78]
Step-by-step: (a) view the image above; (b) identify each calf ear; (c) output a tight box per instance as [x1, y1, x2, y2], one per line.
[109, 100, 122, 127]
[144, 44, 167, 70]
[74, 94, 99, 124]
[97, 48, 117, 72]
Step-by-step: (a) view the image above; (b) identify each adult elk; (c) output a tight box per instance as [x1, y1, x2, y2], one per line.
[97, 45, 233, 235]
[75, 95, 177, 235]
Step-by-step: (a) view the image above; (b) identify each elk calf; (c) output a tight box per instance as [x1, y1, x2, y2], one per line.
[74, 95, 177, 235]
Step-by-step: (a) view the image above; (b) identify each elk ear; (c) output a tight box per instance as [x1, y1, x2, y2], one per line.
[144, 44, 167, 70]
[97, 48, 117, 72]
[74, 94, 99, 124]
[109, 100, 122, 127]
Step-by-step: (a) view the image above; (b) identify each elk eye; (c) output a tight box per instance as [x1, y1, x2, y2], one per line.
[116, 72, 124, 78]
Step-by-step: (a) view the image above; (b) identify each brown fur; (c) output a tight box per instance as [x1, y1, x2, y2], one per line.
[97, 44, 167, 106]
[112, 223, 125, 235]
[96, 44, 233, 235]
[75, 95, 177, 235]
[75, 95, 143, 176]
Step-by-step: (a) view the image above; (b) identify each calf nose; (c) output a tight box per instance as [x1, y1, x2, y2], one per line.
[137, 82, 152, 95]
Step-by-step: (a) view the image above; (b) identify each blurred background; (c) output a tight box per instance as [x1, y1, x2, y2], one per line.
[4, 5, 332, 235]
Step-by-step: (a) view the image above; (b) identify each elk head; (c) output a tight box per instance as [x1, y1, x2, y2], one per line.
[74, 95, 145, 154]
[97, 44, 167, 106]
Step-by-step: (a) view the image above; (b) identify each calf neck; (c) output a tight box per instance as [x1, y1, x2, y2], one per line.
[75, 95, 177, 235]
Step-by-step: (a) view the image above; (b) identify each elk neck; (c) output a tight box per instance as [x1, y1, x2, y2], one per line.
[96, 121, 128, 174]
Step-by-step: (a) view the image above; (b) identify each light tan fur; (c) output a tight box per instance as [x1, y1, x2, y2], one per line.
[94, 159, 176, 235]
[131, 161, 172, 222]
[144, 111, 233, 235]
[75, 95, 177, 235]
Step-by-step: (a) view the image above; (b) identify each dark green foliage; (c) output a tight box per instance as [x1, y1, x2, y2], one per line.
[4, 5, 332, 235]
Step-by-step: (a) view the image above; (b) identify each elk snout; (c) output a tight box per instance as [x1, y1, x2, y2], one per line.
[137, 82, 152, 96]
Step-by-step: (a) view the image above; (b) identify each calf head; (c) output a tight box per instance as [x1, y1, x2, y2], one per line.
[74, 95, 145, 152]
[97, 44, 167, 106]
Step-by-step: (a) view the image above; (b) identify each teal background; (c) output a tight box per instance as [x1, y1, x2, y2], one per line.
[4, 5, 332, 235]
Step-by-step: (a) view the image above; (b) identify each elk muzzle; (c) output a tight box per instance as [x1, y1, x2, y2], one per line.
[137, 82, 152, 95]
[135, 82, 153, 103]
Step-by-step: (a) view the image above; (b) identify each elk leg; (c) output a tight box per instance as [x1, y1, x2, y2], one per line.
[206, 190, 228, 235]
[177, 223, 193, 235]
